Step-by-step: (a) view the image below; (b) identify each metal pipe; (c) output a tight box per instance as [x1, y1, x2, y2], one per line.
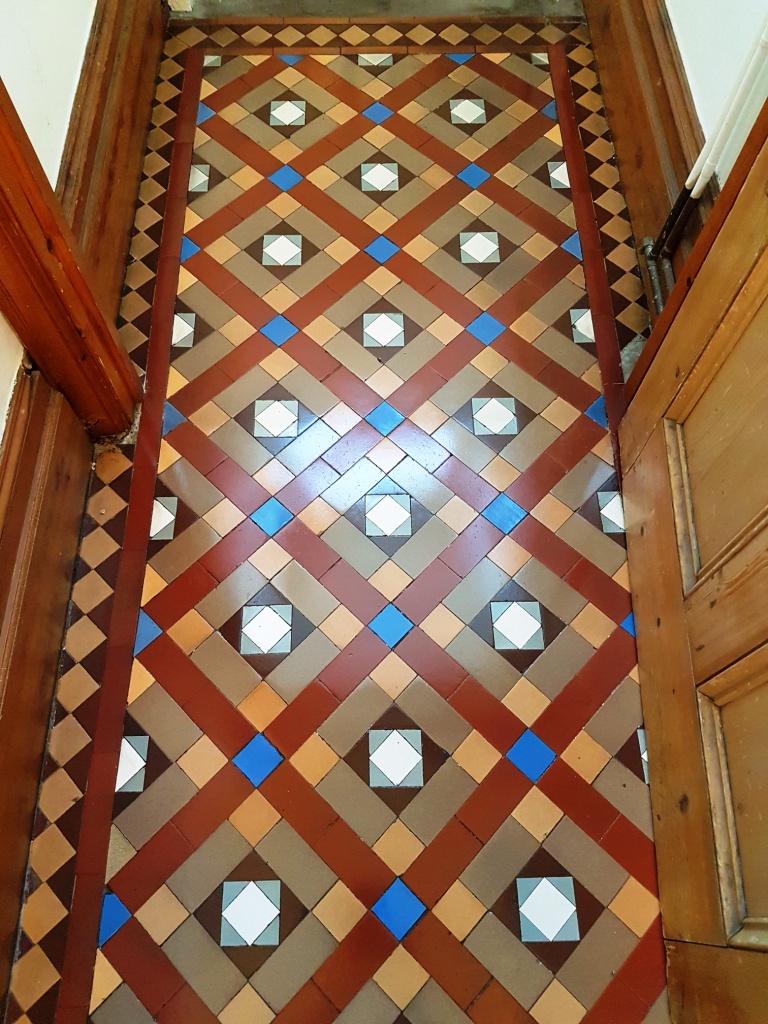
[640, 237, 665, 315]
[650, 185, 692, 261]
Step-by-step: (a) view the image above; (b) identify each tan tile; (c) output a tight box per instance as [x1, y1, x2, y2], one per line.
[456, 138, 487, 161]
[249, 538, 292, 578]
[327, 102, 357, 125]
[261, 348, 298, 381]
[165, 365, 186, 398]
[142, 565, 166, 605]
[290, 734, 339, 786]
[270, 139, 303, 165]
[480, 456, 520, 490]
[610, 877, 660, 937]
[613, 563, 630, 590]
[373, 945, 429, 1009]
[433, 879, 486, 941]
[263, 283, 299, 313]
[298, 497, 340, 534]
[427, 313, 463, 344]
[231, 165, 263, 191]
[369, 651, 417, 699]
[592, 433, 615, 466]
[420, 605, 464, 646]
[364, 125, 395, 148]
[581, 363, 603, 391]
[220, 315, 256, 346]
[460, 191, 493, 216]
[542, 398, 580, 432]
[238, 682, 287, 730]
[367, 366, 401, 398]
[488, 536, 531, 576]
[29, 826, 74, 883]
[206, 236, 240, 265]
[369, 562, 412, 600]
[365, 266, 399, 295]
[531, 980, 586, 1024]
[128, 660, 155, 705]
[38, 768, 81, 823]
[219, 102, 248, 125]
[307, 166, 339, 190]
[158, 437, 182, 472]
[512, 787, 564, 841]
[79, 526, 119, 568]
[410, 401, 449, 434]
[203, 498, 246, 536]
[325, 237, 359, 265]
[521, 233, 557, 260]
[89, 949, 122, 1014]
[323, 402, 361, 436]
[49, 715, 90, 766]
[168, 609, 214, 654]
[10, 945, 59, 1012]
[320, 606, 364, 648]
[134, 887, 189, 947]
[57, 663, 98, 713]
[496, 163, 527, 188]
[365, 208, 397, 234]
[502, 677, 550, 725]
[313, 882, 366, 941]
[403, 235, 438, 261]
[368, 438, 407, 472]
[571, 604, 616, 647]
[254, 458, 294, 494]
[64, 616, 106, 661]
[94, 447, 131, 484]
[452, 730, 501, 782]
[562, 731, 611, 783]
[373, 820, 424, 874]
[512, 312, 547, 342]
[220, 985, 275, 1024]
[21, 884, 67, 943]
[436, 495, 478, 533]
[178, 735, 227, 788]
[531, 494, 572, 532]
[401, 100, 429, 124]
[229, 789, 281, 846]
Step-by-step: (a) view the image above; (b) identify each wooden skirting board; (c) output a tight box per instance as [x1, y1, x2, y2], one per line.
[583, 0, 709, 282]
[0, 0, 165, 1009]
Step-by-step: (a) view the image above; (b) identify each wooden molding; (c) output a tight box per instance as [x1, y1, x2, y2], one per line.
[0, 372, 92, 1006]
[0, 79, 141, 438]
[57, 0, 168, 320]
[584, 0, 709, 278]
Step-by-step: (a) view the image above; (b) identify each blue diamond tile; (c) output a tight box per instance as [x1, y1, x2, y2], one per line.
[586, 395, 608, 428]
[507, 730, 556, 783]
[482, 494, 527, 533]
[162, 402, 186, 436]
[279, 54, 303, 65]
[362, 102, 394, 124]
[447, 53, 474, 64]
[621, 612, 636, 637]
[368, 605, 414, 648]
[268, 166, 304, 192]
[365, 402, 404, 437]
[372, 879, 426, 940]
[134, 610, 161, 656]
[364, 236, 399, 264]
[457, 163, 491, 189]
[180, 236, 200, 263]
[541, 100, 558, 120]
[466, 313, 505, 345]
[98, 893, 130, 947]
[233, 734, 283, 787]
[561, 232, 582, 260]
[262, 315, 299, 346]
[197, 102, 215, 124]
[250, 498, 293, 536]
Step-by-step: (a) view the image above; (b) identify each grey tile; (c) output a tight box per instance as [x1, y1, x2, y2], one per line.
[162, 916, 245, 1013]
[214, 366, 274, 417]
[391, 517, 456, 578]
[273, 560, 339, 624]
[498, 418, 561, 472]
[514, 557, 588, 624]
[129, 683, 202, 761]
[431, 420, 494, 473]
[325, 333, 382, 383]
[556, 908, 637, 1007]
[210, 419, 272, 475]
[195, 562, 266, 630]
[534, 326, 595, 378]
[92, 984, 154, 1024]
[277, 420, 339, 475]
[385, 283, 441, 329]
[180, 281, 239, 331]
[530, 277, 585, 327]
[397, 677, 472, 754]
[543, 816, 629, 905]
[267, 630, 340, 702]
[584, 678, 643, 754]
[444, 559, 509, 624]
[257, 819, 336, 909]
[318, 677, 393, 757]
[166, 822, 251, 912]
[316, 762, 396, 845]
[385, 333, 442, 381]
[525, 627, 594, 699]
[191, 632, 263, 706]
[252, 915, 336, 1011]
[556, 514, 627, 577]
[431, 366, 489, 417]
[551, 453, 615, 511]
[224, 251, 280, 296]
[644, 992, 672, 1024]
[405, 978, 472, 1024]
[150, 519, 221, 584]
[464, 914, 551, 1010]
[323, 459, 385, 513]
[160, 459, 224, 517]
[389, 458, 452, 514]
[446, 628, 519, 699]
[460, 818, 539, 907]
[189, 179, 244, 220]
[172, 333, 233, 383]
[493, 364, 556, 414]
[115, 765, 198, 850]
[594, 760, 654, 838]
[336, 979, 400, 1024]
[321, 517, 388, 578]
[400, 760, 476, 844]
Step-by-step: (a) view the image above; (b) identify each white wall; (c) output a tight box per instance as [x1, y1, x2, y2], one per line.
[0, 0, 98, 185]
[0, 315, 23, 435]
[665, 0, 768, 181]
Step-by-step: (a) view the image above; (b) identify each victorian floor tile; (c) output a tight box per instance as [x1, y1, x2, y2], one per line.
[7, 18, 666, 1024]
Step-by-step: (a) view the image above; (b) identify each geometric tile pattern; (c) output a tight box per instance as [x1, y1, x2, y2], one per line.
[6, 18, 663, 1024]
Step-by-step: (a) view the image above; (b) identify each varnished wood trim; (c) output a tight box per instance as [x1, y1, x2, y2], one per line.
[0, 372, 92, 1009]
[0, 79, 141, 438]
[56, 0, 167, 320]
[666, 939, 768, 1022]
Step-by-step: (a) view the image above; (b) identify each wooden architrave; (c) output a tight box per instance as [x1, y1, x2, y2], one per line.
[0, 79, 141, 439]
[57, 0, 167, 319]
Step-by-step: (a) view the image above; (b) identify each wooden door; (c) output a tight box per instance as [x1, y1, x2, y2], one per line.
[621, 133, 768, 1021]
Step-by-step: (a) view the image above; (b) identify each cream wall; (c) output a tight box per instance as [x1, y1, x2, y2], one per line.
[0, 315, 23, 435]
[664, 1, 768, 181]
[0, 0, 98, 185]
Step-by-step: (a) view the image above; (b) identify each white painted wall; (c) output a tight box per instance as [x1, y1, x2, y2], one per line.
[665, 0, 768, 181]
[0, 315, 23, 435]
[0, 0, 98, 185]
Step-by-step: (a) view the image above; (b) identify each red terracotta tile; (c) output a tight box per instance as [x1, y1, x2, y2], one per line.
[155, 984, 219, 1024]
[272, 981, 338, 1024]
[544, 416, 604, 469]
[582, 978, 649, 1024]
[394, 560, 461, 624]
[314, 915, 397, 1010]
[564, 558, 633, 623]
[424, 279, 480, 327]
[404, 818, 482, 907]
[319, 629, 389, 700]
[389, 421, 449, 473]
[387, 366, 445, 417]
[324, 367, 381, 416]
[140, 633, 207, 706]
[428, 335, 485, 382]
[449, 677, 525, 753]
[600, 816, 659, 896]
[456, 759, 532, 843]
[276, 459, 340, 515]
[217, 333, 275, 382]
[182, 682, 256, 760]
[265, 681, 340, 757]
[320, 561, 388, 621]
[219, 280, 274, 330]
[439, 517, 502, 577]
[617, 917, 666, 1006]
[198, 519, 267, 582]
[536, 362, 601, 414]
[395, 628, 467, 698]
[506, 454, 565, 511]
[468, 979, 535, 1024]
[187, 205, 243, 249]
[260, 762, 339, 846]
[111, 824, 194, 913]
[173, 764, 254, 846]
[404, 914, 490, 1011]
[145, 563, 218, 630]
[272, 518, 341, 578]
[434, 458, 497, 512]
[489, 279, 546, 329]
[171, 366, 232, 419]
[323, 422, 380, 474]
[207, 458, 270, 515]
[510, 516, 580, 577]
[538, 760, 619, 845]
[166, 421, 227, 476]
[103, 918, 184, 1017]
[313, 818, 395, 905]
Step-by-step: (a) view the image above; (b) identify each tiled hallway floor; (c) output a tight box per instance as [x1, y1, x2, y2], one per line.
[9, 19, 667, 1024]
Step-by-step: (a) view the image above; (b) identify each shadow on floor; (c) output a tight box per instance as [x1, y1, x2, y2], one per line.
[178, 0, 584, 20]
